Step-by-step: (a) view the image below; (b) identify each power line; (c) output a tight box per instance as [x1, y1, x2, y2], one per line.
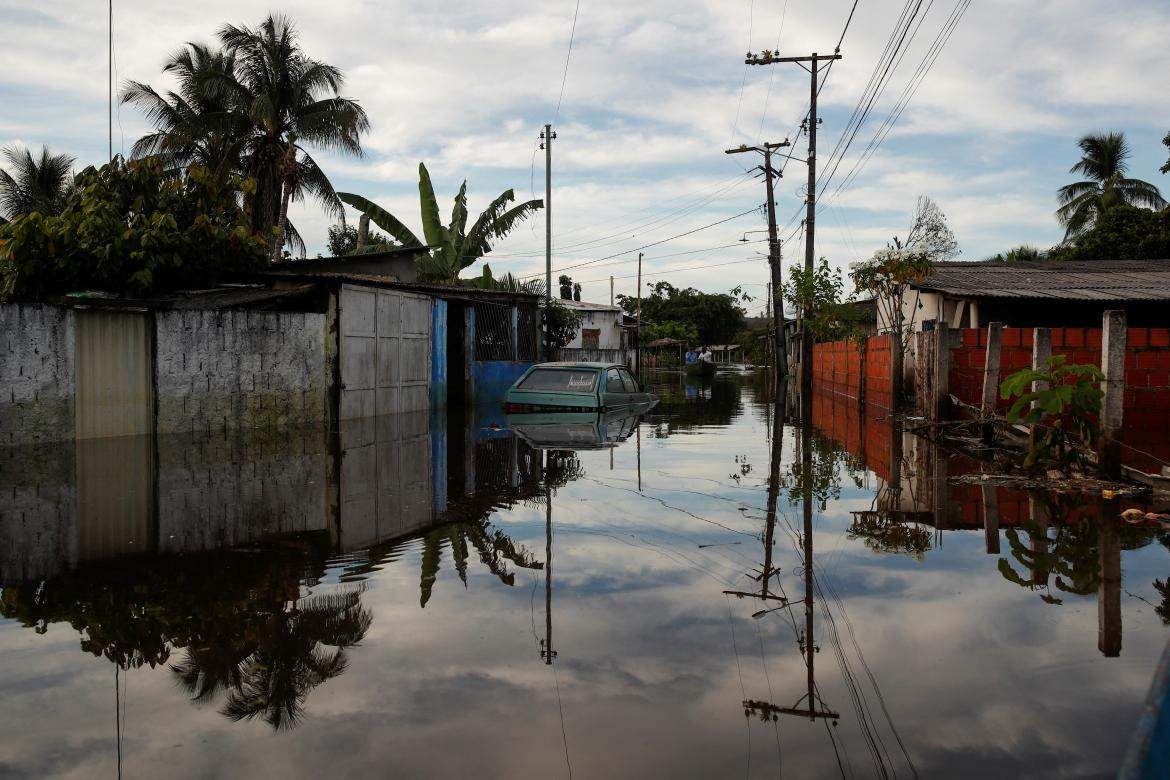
[498, 172, 755, 259]
[576, 256, 763, 285]
[521, 205, 763, 278]
[552, 0, 583, 126]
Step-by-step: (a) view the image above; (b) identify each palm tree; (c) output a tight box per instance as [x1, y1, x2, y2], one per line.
[339, 162, 543, 283]
[418, 517, 542, 608]
[1056, 132, 1166, 239]
[120, 43, 249, 178]
[123, 14, 369, 259]
[0, 145, 75, 222]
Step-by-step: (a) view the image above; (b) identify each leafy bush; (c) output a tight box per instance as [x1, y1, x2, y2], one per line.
[0, 157, 268, 301]
[999, 355, 1103, 472]
[1047, 204, 1170, 261]
[543, 298, 583, 355]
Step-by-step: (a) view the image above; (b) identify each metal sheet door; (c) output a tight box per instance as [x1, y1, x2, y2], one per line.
[340, 284, 432, 420]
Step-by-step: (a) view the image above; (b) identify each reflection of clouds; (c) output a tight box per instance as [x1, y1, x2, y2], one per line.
[0, 388, 1168, 777]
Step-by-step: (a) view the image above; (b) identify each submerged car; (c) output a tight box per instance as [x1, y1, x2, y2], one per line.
[502, 362, 656, 413]
[508, 404, 653, 450]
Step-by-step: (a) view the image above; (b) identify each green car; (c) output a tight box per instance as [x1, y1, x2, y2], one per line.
[502, 362, 656, 413]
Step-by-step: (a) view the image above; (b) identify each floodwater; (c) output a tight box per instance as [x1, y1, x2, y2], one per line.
[1, 370, 1168, 779]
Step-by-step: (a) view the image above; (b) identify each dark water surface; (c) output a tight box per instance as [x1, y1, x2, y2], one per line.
[1, 370, 1167, 778]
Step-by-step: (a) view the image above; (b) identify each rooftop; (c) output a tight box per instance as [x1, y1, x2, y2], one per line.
[911, 259, 1170, 301]
[559, 300, 622, 312]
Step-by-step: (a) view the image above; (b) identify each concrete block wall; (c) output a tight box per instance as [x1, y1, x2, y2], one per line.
[155, 309, 329, 435]
[0, 305, 76, 446]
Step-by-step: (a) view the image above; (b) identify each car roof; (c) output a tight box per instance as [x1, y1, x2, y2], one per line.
[531, 362, 626, 370]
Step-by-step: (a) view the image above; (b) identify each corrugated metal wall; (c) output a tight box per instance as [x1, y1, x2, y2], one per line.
[74, 310, 154, 439]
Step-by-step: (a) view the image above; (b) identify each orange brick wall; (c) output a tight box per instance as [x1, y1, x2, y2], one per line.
[811, 334, 894, 411]
[947, 326, 1170, 471]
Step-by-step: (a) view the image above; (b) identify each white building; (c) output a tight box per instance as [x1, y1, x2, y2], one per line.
[558, 300, 632, 366]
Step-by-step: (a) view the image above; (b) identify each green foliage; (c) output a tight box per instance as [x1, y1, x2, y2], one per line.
[847, 514, 932, 559]
[467, 263, 545, 295]
[1056, 132, 1166, 239]
[325, 221, 393, 256]
[543, 298, 583, 354]
[999, 355, 1103, 472]
[558, 274, 581, 301]
[339, 163, 542, 284]
[616, 281, 747, 345]
[1162, 130, 1170, 175]
[0, 157, 267, 301]
[985, 245, 1047, 263]
[1047, 204, 1170, 261]
[783, 257, 866, 346]
[644, 320, 699, 345]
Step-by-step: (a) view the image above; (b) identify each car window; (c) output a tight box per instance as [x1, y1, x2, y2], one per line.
[517, 369, 598, 393]
[618, 369, 640, 393]
[605, 368, 625, 394]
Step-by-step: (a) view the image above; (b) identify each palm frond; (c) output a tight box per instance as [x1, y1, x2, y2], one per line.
[337, 193, 424, 247]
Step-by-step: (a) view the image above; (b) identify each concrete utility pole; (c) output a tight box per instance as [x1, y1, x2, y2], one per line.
[747, 50, 842, 400]
[108, 0, 113, 160]
[610, 275, 614, 307]
[541, 124, 556, 300]
[636, 252, 643, 376]
[725, 141, 791, 387]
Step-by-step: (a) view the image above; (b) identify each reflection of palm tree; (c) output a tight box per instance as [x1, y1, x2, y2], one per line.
[419, 519, 542, 608]
[173, 587, 372, 731]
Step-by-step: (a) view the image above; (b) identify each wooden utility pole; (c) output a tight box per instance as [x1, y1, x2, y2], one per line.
[747, 51, 842, 401]
[610, 275, 614, 307]
[541, 125, 556, 300]
[636, 252, 643, 376]
[724, 141, 791, 388]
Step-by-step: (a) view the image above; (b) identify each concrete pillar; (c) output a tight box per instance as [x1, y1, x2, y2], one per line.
[1099, 311, 1127, 480]
[1028, 495, 1049, 586]
[933, 323, 951, 423]
[980, 322, 1004, 444]
[1030, 327, 1052, 454]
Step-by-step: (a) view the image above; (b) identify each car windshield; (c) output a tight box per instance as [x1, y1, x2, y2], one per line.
[516, 368, 598, 394]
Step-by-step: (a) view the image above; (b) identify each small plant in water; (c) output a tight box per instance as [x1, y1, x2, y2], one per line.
[999, 355, 1103, 473]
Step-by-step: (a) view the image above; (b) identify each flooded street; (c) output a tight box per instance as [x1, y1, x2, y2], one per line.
[1, 370, 1168, 778]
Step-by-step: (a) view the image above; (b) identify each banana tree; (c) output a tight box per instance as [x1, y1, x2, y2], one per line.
[338, 162, 543, 283]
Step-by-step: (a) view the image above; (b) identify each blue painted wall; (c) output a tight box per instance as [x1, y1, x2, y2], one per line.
[430, 299, 448, 409]
[472, 360, 535, 406]
[429, 405, 448, 515]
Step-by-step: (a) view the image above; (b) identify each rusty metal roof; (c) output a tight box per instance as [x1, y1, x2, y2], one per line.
[910, 259, 1170, 301]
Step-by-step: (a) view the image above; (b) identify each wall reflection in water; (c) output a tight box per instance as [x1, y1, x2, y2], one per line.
[809, 389, 1170, 658]
[0, 404, 623, 733]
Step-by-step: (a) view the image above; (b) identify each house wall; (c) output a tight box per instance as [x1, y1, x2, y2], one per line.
[0, 304, 76, 446]
[947, 325, 1170, 473]
[156, 309, 329, 435]
[564, 308, 624, 349]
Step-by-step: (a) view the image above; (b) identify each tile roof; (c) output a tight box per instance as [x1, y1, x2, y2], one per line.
[910, 259, 1170, 301]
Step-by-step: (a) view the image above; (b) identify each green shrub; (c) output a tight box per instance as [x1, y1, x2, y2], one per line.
[0, 157, 268, 301]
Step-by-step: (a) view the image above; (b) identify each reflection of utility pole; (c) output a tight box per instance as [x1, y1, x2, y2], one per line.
[725, 141, 791, 387]
[725, 388, 786, 604]
[636, 422, 642, 492]
[542, 456, 557, 664]
[745, 396, 839, 723]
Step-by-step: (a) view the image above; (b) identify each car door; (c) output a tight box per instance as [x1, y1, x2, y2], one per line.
[604, 367, 631, 408]
[618, 368, 651, 404]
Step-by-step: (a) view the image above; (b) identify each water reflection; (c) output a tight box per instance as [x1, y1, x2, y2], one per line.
[0, 377, 1167, 777]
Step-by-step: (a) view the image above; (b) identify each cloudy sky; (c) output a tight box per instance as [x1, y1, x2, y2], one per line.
[2, 0, 1168, 313]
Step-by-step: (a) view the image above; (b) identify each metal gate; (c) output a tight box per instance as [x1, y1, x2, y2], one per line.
[339, 284, 432, 420]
